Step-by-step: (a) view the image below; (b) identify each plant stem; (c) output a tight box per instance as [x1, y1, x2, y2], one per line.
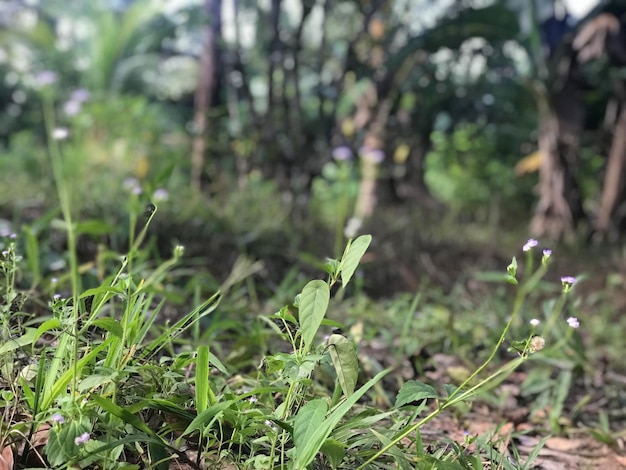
[43, 100, 82, 403]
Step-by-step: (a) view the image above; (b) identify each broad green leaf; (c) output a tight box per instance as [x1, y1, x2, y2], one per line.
[395, 380, 438, 408]
[299, 280, 330, 353]
[320, 439, 346, 469]
[33, 319, 61, 346]
[293, 399, 327, 450]
[91, 318, 123, 338]
[78, 374, 115, 392]
[339, 235, 371, 288]
[44, 417, 91, 467]
[0, 328, 37, 354]
[91, 395, 159, 439]
[442, 384, 458, 398]
[294, 368, 390, 469]
[148, 440, 169, 470]
[327, 334, 358, 397]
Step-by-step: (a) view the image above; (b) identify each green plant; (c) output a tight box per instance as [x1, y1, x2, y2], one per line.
[356, 240, 583, 468]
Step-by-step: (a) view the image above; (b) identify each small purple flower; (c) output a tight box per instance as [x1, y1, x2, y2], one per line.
[53, 294, 61, 301]
[63, 100, 82, 116]
[522, 239, 538, 252]
[332, 146, 353, 161]
[561, 276, 577, 293]
[264, 419, 278, 431]
[51, 413, 64, 424]
[566, 317, 580, 329]
[248, 396, 258, 403]
[34, 71, 57, 87]
[123, 177, 139, 189]
[70, 88, 90, 103]
[543, 249, 552, 257]
[152, 188, 169, 202]
[74, 432, 90, 446]
[123, 177, 143, 195]
[360, 147, 385, 164]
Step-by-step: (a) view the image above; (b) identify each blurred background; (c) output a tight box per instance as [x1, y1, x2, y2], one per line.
[1, 0, 626, 297]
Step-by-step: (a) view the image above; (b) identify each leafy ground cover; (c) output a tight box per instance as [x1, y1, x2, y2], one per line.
[2, 186, 626, 469]
[1, 89, 626, 470]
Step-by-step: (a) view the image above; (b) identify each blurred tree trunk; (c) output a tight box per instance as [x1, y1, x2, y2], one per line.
[191, 0, 222, 191]
[531, 76, 586, 239]
[596, 98, 626, 234]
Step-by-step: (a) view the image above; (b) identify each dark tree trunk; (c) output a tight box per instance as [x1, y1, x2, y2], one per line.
[530, 49, 586, 240]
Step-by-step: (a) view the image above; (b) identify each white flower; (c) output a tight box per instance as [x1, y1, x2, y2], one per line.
[530, 318, 540, 326]
[566, 317, 580, 329]
[522, 239, 538, 251]
[51, 128, 69, 140]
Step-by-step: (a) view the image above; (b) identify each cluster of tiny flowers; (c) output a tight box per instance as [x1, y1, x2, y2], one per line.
[264, 419, 278, 431]
[123, 177, 143, 195]
[529, 336, 545, 353]
[522, 239, 538, 251]
[63, 88, 90, 116]
[521, 241, 581, 331]
[561, 276, 577, 293]
[152, 188, 169, 202]
[332, 146, 353, 161]
[51, 413, 64, 424]
[74, 432, 90, 446]
[34, 70, 57, 87]
[0, 227, 15, 237]
[248, 396, 258, 404]
[359, 146, 385, 164]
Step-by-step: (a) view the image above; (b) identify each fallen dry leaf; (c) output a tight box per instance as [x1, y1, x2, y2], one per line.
[0, 445, 13, 470]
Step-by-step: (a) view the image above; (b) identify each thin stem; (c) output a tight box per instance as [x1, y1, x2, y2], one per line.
[357, 259, 550, 469]
[43, 100, 82, 404]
